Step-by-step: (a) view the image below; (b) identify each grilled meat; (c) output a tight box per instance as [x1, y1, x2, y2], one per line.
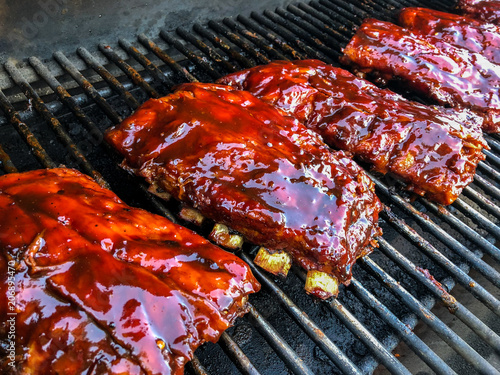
[399, 7, 500, 64]
[105, 83, 382, 296]
[217, 59, 487, 205]
[0, 168, 259, 375]
[458, 0, 500, 24]
[341, 18, 500, 133]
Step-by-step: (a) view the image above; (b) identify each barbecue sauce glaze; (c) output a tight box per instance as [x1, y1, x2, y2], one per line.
[399, 7, 500, 64]
[106, 83, 382, 289]
[0, 168, 259, 374]
[458, 0, 500, 25]
[218, 59, 487, 205]
[342, 18, 500, 133]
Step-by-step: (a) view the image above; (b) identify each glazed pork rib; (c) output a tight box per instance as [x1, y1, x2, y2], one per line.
[458, 0, 500, 25]
[399, 7, 500, 64]
[105, 83, 382, 298]
[341, 18, 500, 133]
[0, 168, 259, 375]
[217, 60, 487, 205]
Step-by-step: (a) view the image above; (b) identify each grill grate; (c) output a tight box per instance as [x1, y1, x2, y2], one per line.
[1, 0, 500, 374]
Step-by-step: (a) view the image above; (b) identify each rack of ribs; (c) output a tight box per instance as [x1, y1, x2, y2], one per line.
[0, 168, 259, 374]
[341, 18, 500, 133]
[458, 0, 500, 25]
[218, 59, 487, 206]
[399, 7, 500, 64]
[105, 83, 382, 299]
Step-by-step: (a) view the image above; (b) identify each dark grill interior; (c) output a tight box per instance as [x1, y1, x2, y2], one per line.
[1, 0, 500, 373]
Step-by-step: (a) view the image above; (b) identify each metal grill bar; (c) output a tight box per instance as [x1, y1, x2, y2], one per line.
[263, 9, 339, 59]
[483, 151, 500, 171]
[236, 15, 306, 60]
[207, 21, 271, 65]
[377, 237, 500, 353]
[473, 175, 500, 202]
[192, 24, 256, 70]
[221, 19, 289, 62]
[463, 186, 500, 219]
[284, 4, 349, 44]
[98, 44, 160, 99]
[453, 198, 500, 240]
[247, 304, 314, 375]
[118, 37, 175, 89]
[160, 30, 221, 80]
[250, 12, 328, 62]
[4, 61, 107, 186]
[53, 51, 123, 124]
[371, 174, 500, 290]
[218, 332, 261, 375]
[176, 26, 241, 74]
[27, 56, 105, 153]
[380, 206, 500, 313]
[293, 268, 412, 374]
[360, 257, 500, 375]
[0, 145, 17, 173]
[29, 55, 176, 222]
[76, 47, 140, 110]
[485, 134, 500, 153]
[0, 89, 55, 168]
[319, 0, 371, 21]
[137, 34, 198, 83]
[477, 162, 500, 183]
[419, 198, 500, 264]
[348, 278, 456, 375]
[239, 255, 363, 375]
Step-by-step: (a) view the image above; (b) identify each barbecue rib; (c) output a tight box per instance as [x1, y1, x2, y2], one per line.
[341, 18, 500, 133]
[217, 60, 487, 205]
[0, 168, 259, 375]
[399, 7, 500, 64]
[105, 83, 382, 297]
[458, 0, 500, 24]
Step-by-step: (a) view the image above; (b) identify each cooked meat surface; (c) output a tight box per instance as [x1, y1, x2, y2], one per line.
[0, 168, 259, 375]
[342, 18, 500, 133]
[458, 0, 500, 24]
[105, 83, 382, 292]
[399, 7, 500, 64]
[218, 60, 487, 205]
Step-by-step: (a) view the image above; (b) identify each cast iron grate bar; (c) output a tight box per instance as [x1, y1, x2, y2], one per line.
[0, 89, 55, 168]
[360, 257, 500, 375]
[176, 26, 241, 74]
[53, 51, 123, 124]
[207, 21, 271, 65]
[246, 304, 315, 375]
[348, 277, 456, 375]
[376, 237, 500, 353]
[463, 186, 500, 219]
[137, 34, 198, 83]
[221, 19, 289, 62]
[76, 47, 141, 110]
[98, 44, 160, 99]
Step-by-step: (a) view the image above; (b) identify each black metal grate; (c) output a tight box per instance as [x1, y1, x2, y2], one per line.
[1, 0, 500, 374]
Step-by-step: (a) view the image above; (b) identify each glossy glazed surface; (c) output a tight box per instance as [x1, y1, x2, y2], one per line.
[399, 8, 500, 64]
[218, 60, 487, 205]
[0, 168, 259, 374]
[342, 18, 500, 133]
[106, 83, 382, 287]
[458, 0, 500, 24]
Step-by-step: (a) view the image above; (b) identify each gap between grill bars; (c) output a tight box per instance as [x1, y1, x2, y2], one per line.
[1, 0, 500, 373]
